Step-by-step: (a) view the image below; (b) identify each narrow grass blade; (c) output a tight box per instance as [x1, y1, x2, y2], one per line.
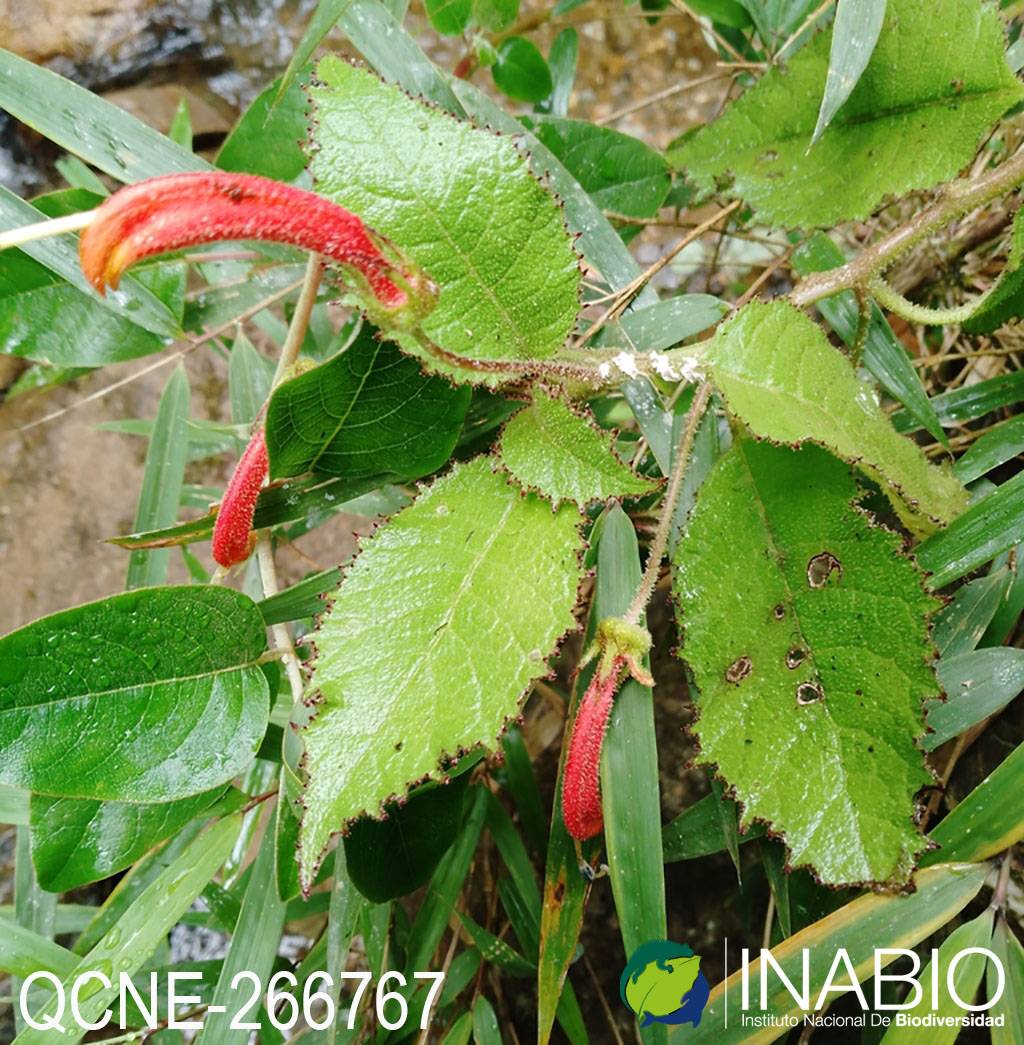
[126, 365, 191, 588]
[200, 819, 286, 1044]
[598, 507, 667, 970]
[15, 816, 241, 1044]
[681, 863, 989, 1041]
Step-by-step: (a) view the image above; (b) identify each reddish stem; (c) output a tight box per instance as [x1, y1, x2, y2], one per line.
[79, 172, 435, 321]
[212, 428, 269, 568]
[562, 655, 626, 840]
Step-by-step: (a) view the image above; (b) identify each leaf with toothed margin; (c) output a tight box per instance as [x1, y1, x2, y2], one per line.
[672, 439, 941, 888]
[498, 390, 658, 506]
[298, 456, 584, 887]
[705, 300, 967, 537]
[668, 0, 1024, 228]
[307, 58, 581, 384]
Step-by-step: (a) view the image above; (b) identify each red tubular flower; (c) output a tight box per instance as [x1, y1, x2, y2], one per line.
[79, 172, 436, 326]
[212, 428, 269, 569]
[562, 655, 627, 841]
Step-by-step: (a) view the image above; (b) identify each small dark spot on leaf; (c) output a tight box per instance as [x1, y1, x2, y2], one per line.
[553, 882, 565, 902]
[726, 655, 753, 684]
[394, 741, 403, 751]
[759, 149, 779, 163]
[772, 603, 786, 620]
[796, 681, 824, 705]
[867, 745, 875, 753]
[807, 552, 843, 588]
[786, 647, 806, 669]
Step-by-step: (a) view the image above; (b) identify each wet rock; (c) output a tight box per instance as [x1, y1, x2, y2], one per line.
[102, 83, 234, 141]
[0, 0, 175, 70]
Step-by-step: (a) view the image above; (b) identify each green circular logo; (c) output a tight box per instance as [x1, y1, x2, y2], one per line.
[620, 940, 711, 1028]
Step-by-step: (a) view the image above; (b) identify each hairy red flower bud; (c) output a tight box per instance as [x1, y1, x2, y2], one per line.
[212, 428, 269, 568]
[562, 655, 626, 841]
[79, 172, 436, 326]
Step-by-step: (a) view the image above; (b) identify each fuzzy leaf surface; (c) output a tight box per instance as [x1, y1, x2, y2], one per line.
[668, 0, 1024, 227]
[299, 457, 583, 885]
[309, 58, 580, 373]
[673, 440, 940, 887]
[0, 587, 269, 803]
[705, 301, 967, 535]
[498, 391, 657, 505]
[266, 326, 470, 481]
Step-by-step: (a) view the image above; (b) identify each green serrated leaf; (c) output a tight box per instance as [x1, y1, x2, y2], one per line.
[527, 117, 671, 219]
[0, 587, 269, 803]
[705, 300, 967, 535]
[298, 457, 583, 885]
[669, 0, 1024, 227]
[30, 790, 223, 893]
[266, 326, 470, 481]
[791, 233, 946, 447]
[673, 440, 941, 887]
[499, 391, 657, 505]
[309, 58, 580, 374]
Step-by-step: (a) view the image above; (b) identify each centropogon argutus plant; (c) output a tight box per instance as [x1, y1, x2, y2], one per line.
[2, 4, 1024, 1036]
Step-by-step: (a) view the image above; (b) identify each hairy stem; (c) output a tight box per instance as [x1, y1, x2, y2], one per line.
[624, 381, 712, 625]
[256, 540, 306, 704]
[790, 145, 1024, 308]
[272, 253, 324, 386]
[867, 275, 1002, 327]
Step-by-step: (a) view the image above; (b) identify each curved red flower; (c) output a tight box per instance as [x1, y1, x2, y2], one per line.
[79, 172, 436, 326]
[212, 428, 269, 569]
[562, 655, 626, 840]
